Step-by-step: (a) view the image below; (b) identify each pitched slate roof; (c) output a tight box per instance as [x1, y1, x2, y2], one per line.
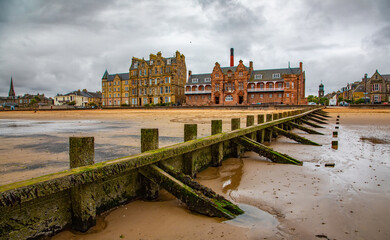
[382, 74, 390, 82]
[250, 68, 301, 81]
[107, 73, 129, 81]
[186, 73, 212, 85]
[353, 84, 365, 93]
[129, 57, 177, 70]
[64, 91, 102, 98]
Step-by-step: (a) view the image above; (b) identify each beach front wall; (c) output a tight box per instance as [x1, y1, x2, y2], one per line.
[0, 107, 321, 239]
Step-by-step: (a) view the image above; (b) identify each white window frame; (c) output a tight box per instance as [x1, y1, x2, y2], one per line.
[272, 73, 280, 79]
[167, 59, 171, 65]
[204, 78, 211, 82]
[192, 78, 198, 83]
[150, 60, 153, 65]
[255, 74, 262, 79]
[225, 95, 233, 101]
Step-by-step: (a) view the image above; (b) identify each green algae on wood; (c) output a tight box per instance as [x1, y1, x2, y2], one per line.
[306, 116, 327, 125]
[272, 126, 321, 146]
[139, 164, 243, 219]
[287, 122, 324, 135]
[299, 118, 324, 129]
[233, 136, 302, 165]
[211, 120, 223, 166]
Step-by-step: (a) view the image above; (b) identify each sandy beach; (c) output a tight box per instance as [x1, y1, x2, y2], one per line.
[1, 108, 390, 239]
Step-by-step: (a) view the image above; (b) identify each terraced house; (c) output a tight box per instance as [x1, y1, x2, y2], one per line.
[185, 49, 306, 105]
[102, 51, 186, 106]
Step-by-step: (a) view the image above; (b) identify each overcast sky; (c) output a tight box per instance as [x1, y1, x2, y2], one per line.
[0, 0, 389, 97]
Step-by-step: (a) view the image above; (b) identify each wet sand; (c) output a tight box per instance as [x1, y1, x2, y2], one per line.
[0, 109, 281, 185]
[2, 108, 390, 239]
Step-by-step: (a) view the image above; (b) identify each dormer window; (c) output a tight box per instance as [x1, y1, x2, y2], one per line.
[272, 73, 280, 79]
[150, 60, 154, 65]
[228, 72, 232, 77]
[192, 78, 198, 83]
[215, 74, 219, 78]
[255, 74, 262, 79]
[167, 59, 171, 65]
[204, 78, 211, 82]
[239, 72, 243, 76]
[134, 62, 138, 68]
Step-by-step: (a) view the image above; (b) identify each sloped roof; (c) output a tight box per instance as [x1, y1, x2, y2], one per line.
[187, 73, 212, 85]
[107, 73, 129, 81]
[353, 84, 365, 93]
[382, 74, 390, 82]
[250, 68, 300, 81]
[129, 57, 177, 70]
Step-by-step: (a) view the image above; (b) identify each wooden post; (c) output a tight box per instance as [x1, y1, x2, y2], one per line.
[211, 120, 223, 166]
[257, 114, 265, 143]
[272, 113, 279, 138]
[264, 114, 273, 142]
[333, 131, 338, 138]
[141, 128, 160, 200]
[332, 140, 338, 150]
[183, 124, 197, 177]
[335, 126, 339, 129]
[246, 115, 256, 140]
[231, 118, 242, 157]
[69, 137, 96, 232]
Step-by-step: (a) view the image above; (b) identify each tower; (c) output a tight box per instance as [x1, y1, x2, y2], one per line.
[318, 81, 324, 99]
[8, 77, 15, 99]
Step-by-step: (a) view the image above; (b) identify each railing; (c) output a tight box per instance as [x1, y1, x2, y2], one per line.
[185, 90, 212, 94]
[247, 87, 284, 92]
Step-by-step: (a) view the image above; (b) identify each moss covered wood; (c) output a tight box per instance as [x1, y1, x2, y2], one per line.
[139, 164, 241, 219]
[309, 114, 327, 122]
[246, 115, 256, 141]
[272, 127, 321, 146]
[140, 128, 160, 200]
[0, 108, 324, 208]
[264, 113, 273, 142]
[257, 114, 265, 143]
[233, 137, 302, 165]
[305, 116, 327, 125]
[231, 118, 242, 158]
[299, 118, 324, 128]
[287, 122, 324, 135]
[69, 137, 96, 232]
[211, 120, 223, 166]
[183, 124, 197, 177]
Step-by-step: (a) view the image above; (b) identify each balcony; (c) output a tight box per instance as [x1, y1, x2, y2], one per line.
[247, 87, 284, 92]
[185, 90, 212, 95]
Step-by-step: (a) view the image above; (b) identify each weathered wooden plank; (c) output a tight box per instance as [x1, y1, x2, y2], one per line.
[299, 118, 324, 128]
[272, 127, 321, 146]
[139, 164, 241, 219]
[233, 136, 302, 165]
[287, 122, 324, 135]
[306, 116, 327, 124]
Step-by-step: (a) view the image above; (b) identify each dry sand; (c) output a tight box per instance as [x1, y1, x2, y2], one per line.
[1, 108, 390, 239]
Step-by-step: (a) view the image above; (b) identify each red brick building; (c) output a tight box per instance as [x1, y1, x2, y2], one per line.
[185, 50, 306, 105]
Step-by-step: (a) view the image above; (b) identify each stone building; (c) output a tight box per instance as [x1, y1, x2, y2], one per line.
[102, 51, 186, 106]
[365, 70, 390, 103]
[185, 49, 306, 106]
[54, 90, 102, 107]
[1, 78, 53, 108]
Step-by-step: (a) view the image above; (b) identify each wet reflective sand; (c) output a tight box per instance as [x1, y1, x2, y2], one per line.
[1, 108, 390, 239]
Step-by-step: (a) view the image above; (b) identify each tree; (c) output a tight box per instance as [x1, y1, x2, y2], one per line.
[338, 95, 344, 102]
[68, 101, 76, 105]
[307, 95, 319, 103]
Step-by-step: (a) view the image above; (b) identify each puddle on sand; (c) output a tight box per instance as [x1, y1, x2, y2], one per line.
[225, 203, 284, 238]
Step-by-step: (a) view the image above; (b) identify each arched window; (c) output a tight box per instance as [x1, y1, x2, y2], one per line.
[225, 95, 233, 101]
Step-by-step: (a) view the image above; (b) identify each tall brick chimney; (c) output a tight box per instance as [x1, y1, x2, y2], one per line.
[230, 48, 234, 67]
[299, 62, 303, 72]
[188, 70, 192, 77]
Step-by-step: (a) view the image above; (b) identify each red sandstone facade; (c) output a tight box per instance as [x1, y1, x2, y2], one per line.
[185, 58, 306, 106]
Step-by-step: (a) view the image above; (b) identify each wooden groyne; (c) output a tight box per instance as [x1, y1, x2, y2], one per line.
[0, 107, 328, 239]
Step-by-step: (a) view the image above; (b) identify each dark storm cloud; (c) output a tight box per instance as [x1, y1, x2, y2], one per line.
[0, 0, 389, 97]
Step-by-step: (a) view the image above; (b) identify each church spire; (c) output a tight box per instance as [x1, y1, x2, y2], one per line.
[8, 77, 15, 98]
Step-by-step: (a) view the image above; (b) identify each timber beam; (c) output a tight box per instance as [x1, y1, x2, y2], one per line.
[305, 116, 327, 125]
[272, 127, 321, 146]
[287, 122, 324, 135]
[309, 113, 328, 122]
[233, 136, 302, 165]
[299, 118, 324, 128]
[316, 111, 331, 118]
[139, 164, 243, 219]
